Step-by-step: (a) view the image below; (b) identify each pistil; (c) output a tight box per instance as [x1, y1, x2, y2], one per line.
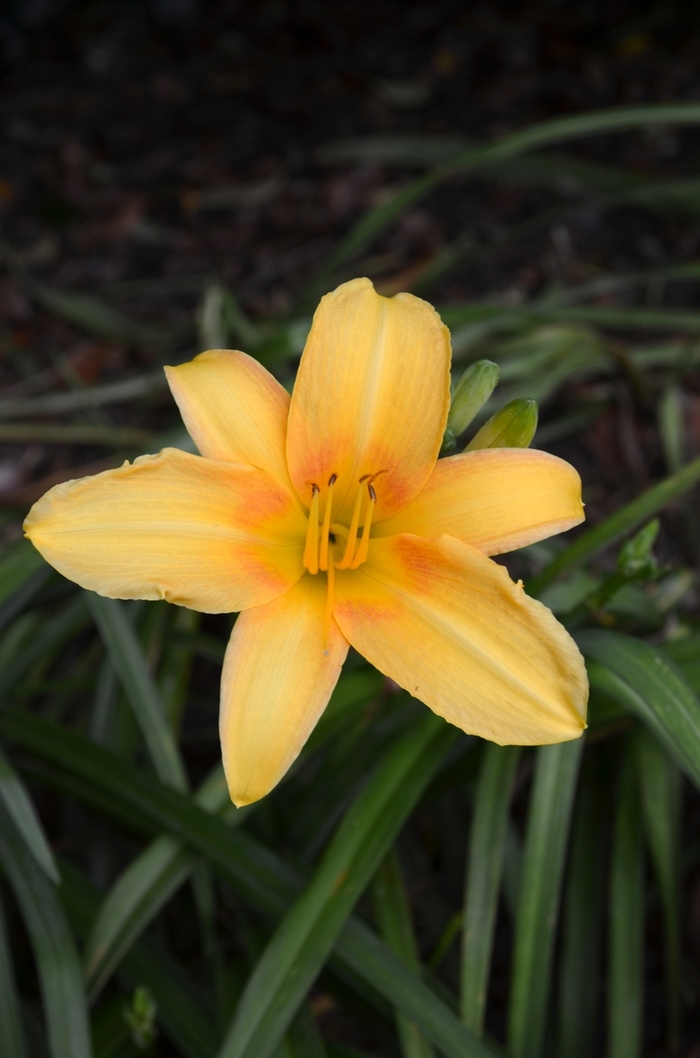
[323, 551, 335, 651]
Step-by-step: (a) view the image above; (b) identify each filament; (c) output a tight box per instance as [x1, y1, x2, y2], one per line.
[337, 475, 369, 569]
[302, 484, 319, 574]
[350, 482, 376, 569]
[318, 474, 337, 572]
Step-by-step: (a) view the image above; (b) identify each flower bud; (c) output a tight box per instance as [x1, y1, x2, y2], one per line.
[447, 360, 500, 438]
[465, 398, 538, 450]
[617, 518, 659, 579]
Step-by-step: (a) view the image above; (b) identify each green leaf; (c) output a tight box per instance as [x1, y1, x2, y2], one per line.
[59, 859, 219, 1058]
[461, 743, 521, 1035]
[578, 629, 700, 788]
[0, 593, 90, 699]
[557, 754, 608, 1058]
[0, 539, 46, 605]
[216, 713, 457, 1058]
[84, 767, 240, 1002]
[308, 104, 700, 292]
[372, 849, 434, 1058]
[85, 672, 377, 1001]
[507, 739, 584, 1058]
[0, 801, 92, 1058]
[0, 886, 27, 1058]
[529, 456, 700, 595]
[86, 593, 187, 791]
[4, 710, 501, 1058]
[633, 727, 682, 1048]
[609, 741, 645, 1058]
[0, 743, 59, 881]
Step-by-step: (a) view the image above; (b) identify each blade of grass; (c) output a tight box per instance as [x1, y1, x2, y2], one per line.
[308, 104, 700, 295]
[578, 630, 700, 789]
[0, 538, 48, 606]
[461, 743, 521, 1036]
[60, 859, 219, 1058]
[3, 253, 173, 349]
[84, 767, 240, 1002]
[0, 886, 27, 1058]
[633, 726, 682, 1049]
[0, 371, 168, 421]
[372, 848, 435, 1058]
[0, 744, 59, 881]
[86, 593, 187, 791]
[0, 423, 154, 446]
[557, 753, 608, 1058]
[0, 801, 92, 1058]
[609, 740, 645, 1058]
[85, 671, 376, 999]
[5, 710, 498, 1058]
[528, 455, 700, 595]
[0, 592, 90, 699]
[216, 714, 460, 1058]
[507, 739, 584, 1058]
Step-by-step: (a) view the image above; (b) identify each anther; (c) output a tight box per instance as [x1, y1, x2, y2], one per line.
[302, 484, 320, 574]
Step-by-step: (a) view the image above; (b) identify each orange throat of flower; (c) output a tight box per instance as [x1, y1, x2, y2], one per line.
[302, 471, 384, 647]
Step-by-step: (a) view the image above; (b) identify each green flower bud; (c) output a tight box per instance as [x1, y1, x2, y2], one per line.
[617, 518, 660, 579]
[447, 360, 500, 438]
[465, 398, 538, 450]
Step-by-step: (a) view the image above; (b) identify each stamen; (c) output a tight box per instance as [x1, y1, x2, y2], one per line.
[350, 481, 377, 569]
[336, 474, 369, 569]
[318, 473, 337, 572]
[323, 552, 335, 651]
[302, 484, 320, 574]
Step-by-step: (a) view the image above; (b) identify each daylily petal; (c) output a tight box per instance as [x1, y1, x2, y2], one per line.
[334, 534, 587, 744]
[24, 448, 306, 613]
[220, 576, 349, 806]
[375, 448, 584, 555]
[286, 277, 451, 522]
[165, 350, 291, 485]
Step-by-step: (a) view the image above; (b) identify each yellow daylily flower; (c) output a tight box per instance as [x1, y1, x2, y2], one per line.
[24, 278, 588, 806]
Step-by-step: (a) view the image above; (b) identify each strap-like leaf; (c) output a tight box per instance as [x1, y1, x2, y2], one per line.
[0, 743, 59, 882]
[86, 593, 188, 791]
[507, 739, 583, 1058]
[609, 741, 645, 1058]
[0, 802, 92, 1058]
[461, 743, 521, 1035]
[372, 849, 434, 1058]
[0, 887, 26, 1058]
[633, 727, 682, 1048]
[215, 714, 458, 1058]
[4, 709, 500, 1058]
[557, 754, 608, 1058]
[578, 628, 700, 788]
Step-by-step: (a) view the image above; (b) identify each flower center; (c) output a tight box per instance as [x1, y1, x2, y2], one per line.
[302, 472, 384, 646]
